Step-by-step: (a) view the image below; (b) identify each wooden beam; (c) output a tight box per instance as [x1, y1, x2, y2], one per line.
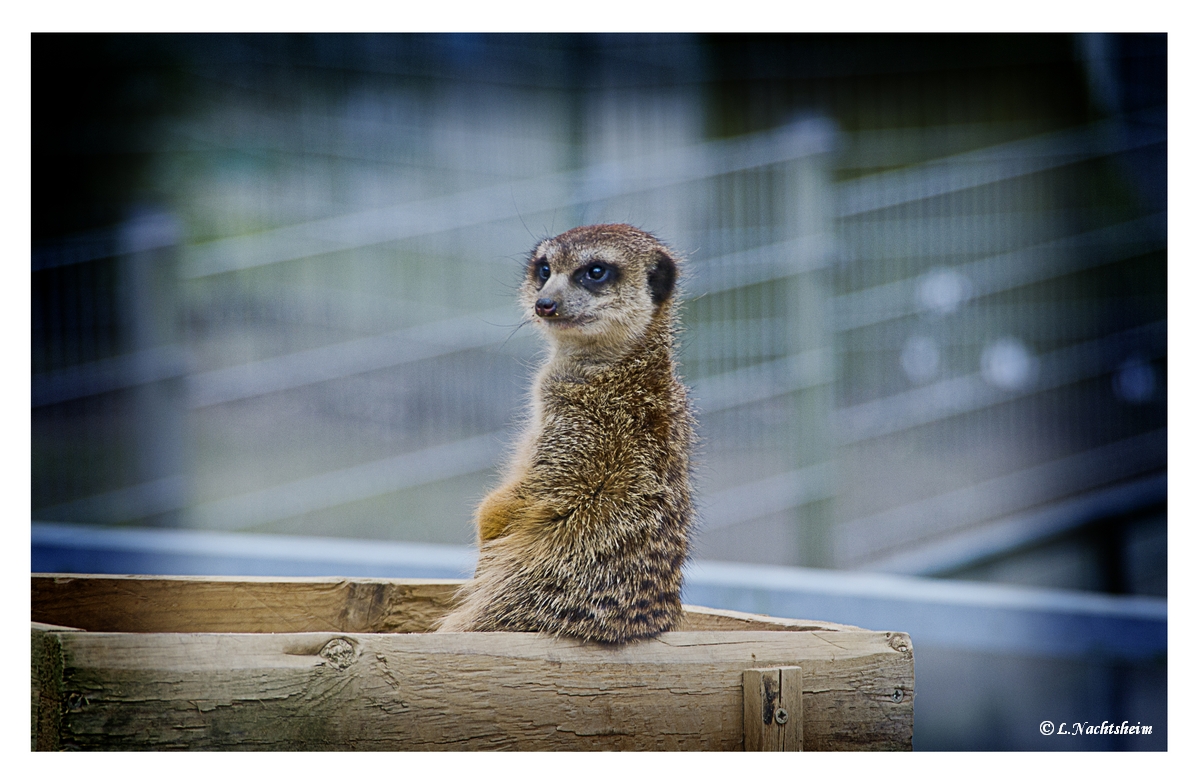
[42, 628, 911, 750]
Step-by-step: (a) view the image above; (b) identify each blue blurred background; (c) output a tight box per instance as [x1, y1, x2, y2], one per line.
[31, 33, 1167, 750]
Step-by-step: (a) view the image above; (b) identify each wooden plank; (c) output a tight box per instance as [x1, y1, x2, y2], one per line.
[743, 667, 804, 751]
[32, 575, 860, 634]
[780, 667, 804, 750]
[31, 574, 463, 634]
[45, 628, 912, 751]
[743, 668, 775, 751]
[677, 605, 858, 633]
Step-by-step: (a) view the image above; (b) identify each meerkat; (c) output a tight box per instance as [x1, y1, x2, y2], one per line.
[436, 224, 695, 644]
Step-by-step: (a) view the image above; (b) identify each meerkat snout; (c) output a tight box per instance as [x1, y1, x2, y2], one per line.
[534, 297, 558, 318]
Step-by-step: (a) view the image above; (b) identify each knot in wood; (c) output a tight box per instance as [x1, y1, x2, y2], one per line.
[319, 637, 356, 670]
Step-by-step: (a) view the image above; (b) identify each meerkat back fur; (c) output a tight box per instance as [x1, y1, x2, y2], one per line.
[436, 224, 695, 644]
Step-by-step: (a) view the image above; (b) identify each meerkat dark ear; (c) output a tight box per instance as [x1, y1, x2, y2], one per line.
[647, 251, 677, 305]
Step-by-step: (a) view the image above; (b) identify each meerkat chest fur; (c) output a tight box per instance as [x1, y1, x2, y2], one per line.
[436, 224, 695, 644]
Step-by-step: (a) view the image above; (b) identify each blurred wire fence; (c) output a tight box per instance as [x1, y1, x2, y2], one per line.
[32, 34, 1166, 592]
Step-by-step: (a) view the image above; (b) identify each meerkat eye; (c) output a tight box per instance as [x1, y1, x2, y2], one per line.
[586, 264, 609, 281]
[536, 261, 551, 281]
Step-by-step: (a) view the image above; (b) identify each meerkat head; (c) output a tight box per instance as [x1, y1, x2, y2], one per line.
[522, 224, 679, 357]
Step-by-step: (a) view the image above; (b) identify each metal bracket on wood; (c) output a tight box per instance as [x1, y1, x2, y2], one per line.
[743, 666, 803, 751]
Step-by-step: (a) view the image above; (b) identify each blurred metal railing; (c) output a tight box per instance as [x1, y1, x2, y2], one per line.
[33, 108, 1165, 575]
[828, 111, 1166, 574]
[33, 117, 837, 562]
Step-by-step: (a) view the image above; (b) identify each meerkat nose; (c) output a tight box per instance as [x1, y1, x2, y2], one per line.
[535, 298, 558, 317]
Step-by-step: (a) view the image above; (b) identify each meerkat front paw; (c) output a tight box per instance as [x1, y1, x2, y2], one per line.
[475, 486, 524, 543]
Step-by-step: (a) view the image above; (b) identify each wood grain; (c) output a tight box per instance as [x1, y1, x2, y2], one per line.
[743, 667, 803, 751]
[31, 574, 463, 634]
[31, 627, 64, 751]
[39, 628, 911, 750]
[780, 666, 804, 749]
